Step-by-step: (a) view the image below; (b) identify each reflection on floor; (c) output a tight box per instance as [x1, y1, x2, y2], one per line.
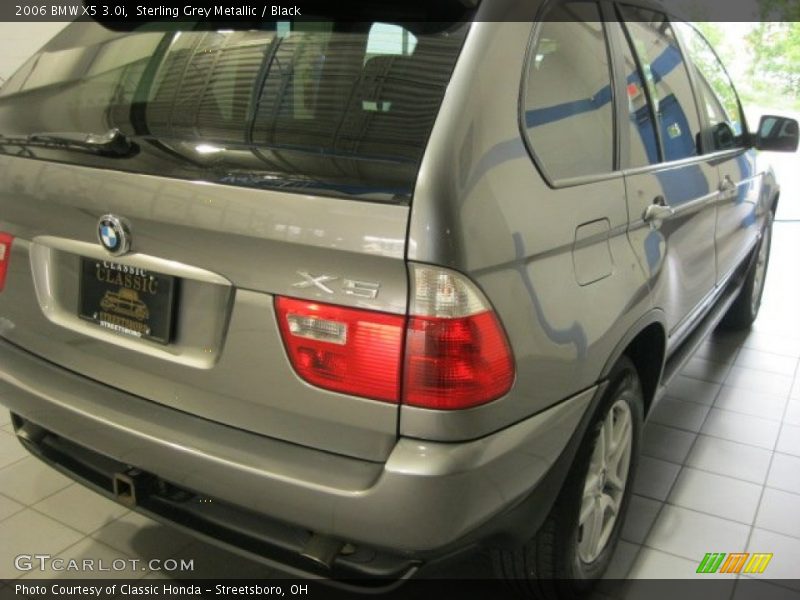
[1, 224, 800, 598]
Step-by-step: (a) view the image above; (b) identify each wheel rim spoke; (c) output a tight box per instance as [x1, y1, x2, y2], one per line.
[577, 396, 634, 564]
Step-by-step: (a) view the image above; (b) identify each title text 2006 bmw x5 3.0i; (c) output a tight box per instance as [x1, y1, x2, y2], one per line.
[0, 0, 797, 597]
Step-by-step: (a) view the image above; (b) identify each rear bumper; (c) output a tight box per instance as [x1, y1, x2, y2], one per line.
[0, 337, 592, 570]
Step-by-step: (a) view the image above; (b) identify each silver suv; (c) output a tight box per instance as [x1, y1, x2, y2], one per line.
[0, 2, 797, 596]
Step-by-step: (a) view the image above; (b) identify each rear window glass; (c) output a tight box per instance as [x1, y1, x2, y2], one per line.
[0, 19, 469, 202]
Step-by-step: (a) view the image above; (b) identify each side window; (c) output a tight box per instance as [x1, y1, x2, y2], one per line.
[613, 23, 660, 168]
[618, 6, 703, 162]
[674, 22, 746, 151]
[522, 2, 614, 181]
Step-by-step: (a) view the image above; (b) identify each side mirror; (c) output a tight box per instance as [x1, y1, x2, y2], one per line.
[756, 115, 799, 152]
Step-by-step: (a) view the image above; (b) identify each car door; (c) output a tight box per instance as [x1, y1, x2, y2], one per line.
[674, 21, 761, 286]
[610, 5, 719, 339]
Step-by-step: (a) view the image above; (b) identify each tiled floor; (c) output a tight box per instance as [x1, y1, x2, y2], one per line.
[1, 224, 800, 596]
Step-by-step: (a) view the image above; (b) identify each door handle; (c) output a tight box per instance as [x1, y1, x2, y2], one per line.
[643, 198, 675, 224]
[719, 175, 737, 196]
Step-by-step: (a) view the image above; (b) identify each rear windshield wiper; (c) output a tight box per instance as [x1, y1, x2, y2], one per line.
[26, 128, 136, 157]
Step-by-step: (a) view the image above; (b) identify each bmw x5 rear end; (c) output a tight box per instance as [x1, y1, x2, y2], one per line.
[0, 0, 604, 589]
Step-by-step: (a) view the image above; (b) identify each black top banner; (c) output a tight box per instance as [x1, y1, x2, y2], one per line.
[2, 0, 800, 23]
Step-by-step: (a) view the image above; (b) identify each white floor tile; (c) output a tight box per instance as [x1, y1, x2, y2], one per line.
[34, 485, 128, 535]
[776, 423, 800, 457]
[724, 366, 794, 397]
[0, 509, 84, 578]
[0, 457, 73, 505]
[734, 348, 799, 376]
[645, 505, 750, 562]
[739, 331, 800, 359]
[642, 423, 696, 464]
[785, 402, 800, 427]
[693, 341, 739, 364]
[0, 493, 25, 522]
[650, 397, 711, 432]
[0, 411, 10, 427]
[714, 386, 787, 421]
[0, 434, 29, 469]
[633, 456, 681, 501]
[663, 376, 721, 406]
[791, 378, 800, 401]
[767, 453, 800, 495]
[746, 528, 800, 590]
[686, 435, 772, 484]
[701, 409, 781, 450]
[627, 547, 702, 579]
[668, 468, 762, 525]
[755, 488, 800, 539]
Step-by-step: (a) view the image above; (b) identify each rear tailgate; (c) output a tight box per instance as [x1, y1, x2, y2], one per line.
[0, 17, 469, 461]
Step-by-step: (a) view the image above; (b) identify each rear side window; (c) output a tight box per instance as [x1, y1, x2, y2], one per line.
[618, 6, 703, 162]
[522, 2, 615, 181]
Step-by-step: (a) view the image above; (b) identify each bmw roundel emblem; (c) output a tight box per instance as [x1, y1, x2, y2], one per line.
[97, 214, 131, 256]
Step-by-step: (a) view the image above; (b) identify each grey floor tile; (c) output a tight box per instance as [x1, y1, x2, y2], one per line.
[686, 435, 772, 484]
[603, 540, 641, 579]
[650, 397, 711, 432]
[0, 456, 73, 505]
[169, 541, 275, 580]
[21, 538, 142, 579]
[776, 423, 800, 457]
[724, 365, 794, 397]
[91, 512, 195, 562]
[34, 484, 128, 535]
[734, 348, 799, 377]
[0, 434, 29, 470]
[668, 467, 762, 524]
[734, 581, 800, 600]
[642, 423, 697, 464]
[0, 494, 25, 522]
[767, 452, 800, 495]
[633, 456, 681, 501]
[693, 340, 739, 364]
[785, 401, 800, 427]
[645, 504, 750, 562]
[746, 528, 800, 590]
[701, 408, 781, 450]
[755, 488, 800, 539]
[663, 376, 721, 406]
[714, 386, 788, 421]
[680, 357, 730, 384]
[621, 494, 662, 545]
[0, 509, 84, 578]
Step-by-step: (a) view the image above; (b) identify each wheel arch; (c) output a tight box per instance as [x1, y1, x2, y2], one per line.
[600, 311, 667, 417]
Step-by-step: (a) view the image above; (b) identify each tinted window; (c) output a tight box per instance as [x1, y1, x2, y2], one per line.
[613, 22, 660, 168]
[0, 18, 469, 202]
[619, 6, 703, 162]
[523, 2, 614, 181]
[674, 22, 745, 151]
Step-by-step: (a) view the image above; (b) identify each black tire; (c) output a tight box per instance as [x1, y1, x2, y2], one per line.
[719, 211, 774, 331]
[491, 356, 644, 599]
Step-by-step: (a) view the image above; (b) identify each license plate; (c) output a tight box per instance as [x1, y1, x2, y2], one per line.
[78, 258, 177, 344]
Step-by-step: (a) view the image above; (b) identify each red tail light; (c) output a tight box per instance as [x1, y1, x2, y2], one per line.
[275, 265, 514, 409]
[0, 233, 13, 293]
[401, 265, 515, 409]
[274, 297, 405, 402]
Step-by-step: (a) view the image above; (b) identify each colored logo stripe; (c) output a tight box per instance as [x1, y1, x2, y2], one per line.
[697, 552, 773, 574]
